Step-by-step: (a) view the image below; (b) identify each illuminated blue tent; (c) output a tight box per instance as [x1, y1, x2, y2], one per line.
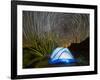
[49, 47, 76, 64]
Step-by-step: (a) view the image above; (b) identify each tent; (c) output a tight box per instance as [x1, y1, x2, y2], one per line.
[49, 47, 76, 64]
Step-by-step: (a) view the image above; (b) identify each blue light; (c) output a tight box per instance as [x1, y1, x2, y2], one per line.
[49, 47, 77, 64]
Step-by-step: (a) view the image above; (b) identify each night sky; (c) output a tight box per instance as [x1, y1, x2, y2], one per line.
[23, 11, 89, 47]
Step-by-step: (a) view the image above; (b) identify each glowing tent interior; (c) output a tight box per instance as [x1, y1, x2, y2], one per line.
[49, 47, 77, 64]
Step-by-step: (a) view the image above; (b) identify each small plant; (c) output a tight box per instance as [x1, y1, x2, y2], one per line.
[23, 32, 59, 68]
